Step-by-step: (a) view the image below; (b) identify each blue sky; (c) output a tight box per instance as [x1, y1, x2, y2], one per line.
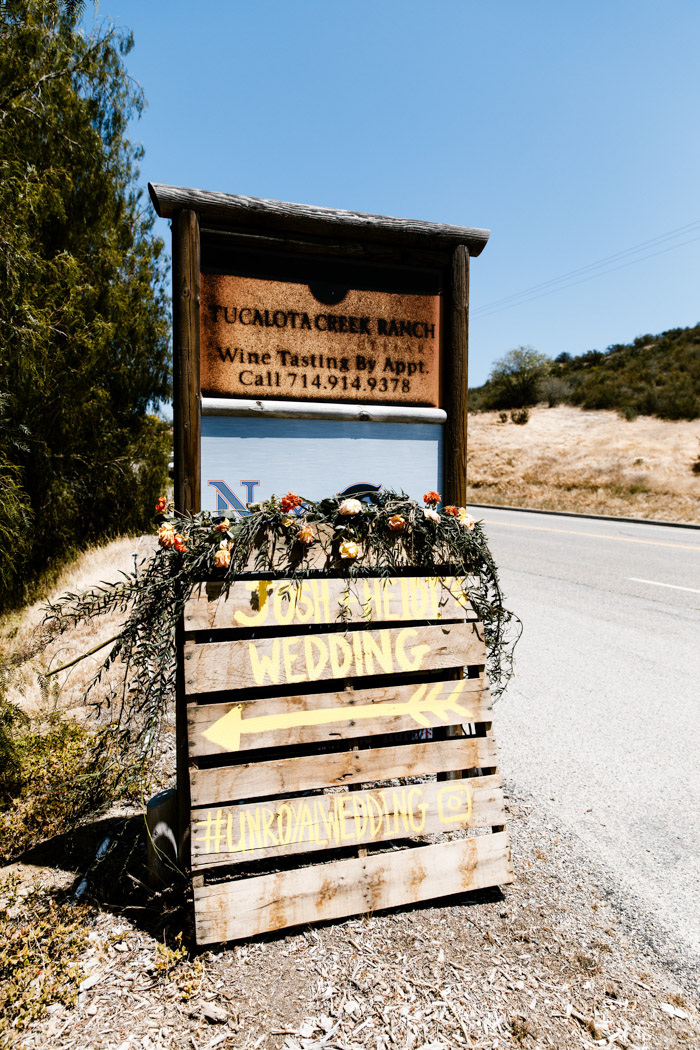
[88, 0, 700, 385]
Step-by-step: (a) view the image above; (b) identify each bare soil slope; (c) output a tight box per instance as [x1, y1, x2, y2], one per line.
[467, 406, 700, 523]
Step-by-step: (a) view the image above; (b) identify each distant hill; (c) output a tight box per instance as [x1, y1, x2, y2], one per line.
[471, 323, 700, 420]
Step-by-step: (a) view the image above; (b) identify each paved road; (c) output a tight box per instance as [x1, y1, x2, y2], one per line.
[474, 506, 700, 972]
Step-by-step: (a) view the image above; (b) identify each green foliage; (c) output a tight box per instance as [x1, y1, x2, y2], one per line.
[0, 0, 171, 612]
[553, 326, 700, 420]
[474, 347, 552, 410]
[0, 874, 91, 1037]
[538, 375, 571, 407]
[471, 325, 700, 420]
[0, 702, 133, 862]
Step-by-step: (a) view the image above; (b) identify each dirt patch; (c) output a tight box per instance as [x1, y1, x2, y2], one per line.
[466, 406, 700, 523]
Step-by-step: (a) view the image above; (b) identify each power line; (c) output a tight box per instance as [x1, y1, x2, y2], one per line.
[472, 219, 700, 318]
[473, 234, 700, 319]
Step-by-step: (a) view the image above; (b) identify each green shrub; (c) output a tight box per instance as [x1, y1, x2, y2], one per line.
[0, 875, 91, 1036]
[538, 376, 571, 407]
[470, 324, 700, 421]
[0, 699, 140, 863]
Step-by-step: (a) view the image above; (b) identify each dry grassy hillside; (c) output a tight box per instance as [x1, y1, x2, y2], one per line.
[466, 405, 700, 522]
[0, 535, 156, 719]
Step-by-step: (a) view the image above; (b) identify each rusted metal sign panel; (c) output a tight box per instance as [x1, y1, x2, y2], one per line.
[200, 274, 441, 406]
[185, 574, 512, 945]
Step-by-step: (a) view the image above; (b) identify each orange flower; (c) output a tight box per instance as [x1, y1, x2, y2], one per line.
[339, 539, 360, 559]
[173, 534, 187, 553]
[158, 523, 176, 548]
[280, 491, 303, 512]
[213, 547, 230, 569]
[154, 496, 167, 514]
[214, 518, 230, 532]
[423, 491, 441, 506]
[297, 524, 314, 545]
[443, 506, 460, 516]
[388, 514, 406, 532]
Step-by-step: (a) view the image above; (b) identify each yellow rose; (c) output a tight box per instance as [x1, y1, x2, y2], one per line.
[297, 524, 314, 545]
[338, 498, 362, 516]
[158, 523, 176, 549]
[388, 514, 406, 532]
[458, 510, 476, 530]
[213, 547, 231, 569]
[215, 518, 230, 532]
[339, 539, 360, 559]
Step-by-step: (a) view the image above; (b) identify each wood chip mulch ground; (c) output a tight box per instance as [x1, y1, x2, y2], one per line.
[3, 777, 698, 1050]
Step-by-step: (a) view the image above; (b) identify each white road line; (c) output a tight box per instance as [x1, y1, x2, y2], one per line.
[629, 577, 700, 594]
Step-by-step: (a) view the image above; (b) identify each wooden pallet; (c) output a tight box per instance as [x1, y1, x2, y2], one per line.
[183, 574, 513, 945]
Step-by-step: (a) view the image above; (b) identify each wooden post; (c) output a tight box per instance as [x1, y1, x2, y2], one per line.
[172, 208, 200, 869]
[172, 209, 201, 514]
[443, 245, 470, 506]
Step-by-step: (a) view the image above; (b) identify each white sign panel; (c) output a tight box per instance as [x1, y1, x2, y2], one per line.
[201, 415, 443, 514]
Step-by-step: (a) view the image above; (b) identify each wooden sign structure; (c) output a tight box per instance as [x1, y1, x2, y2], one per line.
[148, 185, 509, 942]
[184, 574, 512, 944]
[148, 183, 490, 513]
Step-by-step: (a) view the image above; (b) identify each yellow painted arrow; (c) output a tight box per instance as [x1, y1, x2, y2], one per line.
[201, 679, 474, 753]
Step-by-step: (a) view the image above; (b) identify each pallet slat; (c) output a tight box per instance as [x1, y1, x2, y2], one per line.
[184, 622, 485, 695]
[187, 676, 491, 757]
[193, 832, 513, 943]
[191, 774, 505, 869]
[189, 736, 497, 806]
[184, 576, 476, 632]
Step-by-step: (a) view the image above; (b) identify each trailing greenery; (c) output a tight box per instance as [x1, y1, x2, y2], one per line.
[43, 491, 520, 773]
[470, 324, 700, 419]
[0, 0, 171, 613]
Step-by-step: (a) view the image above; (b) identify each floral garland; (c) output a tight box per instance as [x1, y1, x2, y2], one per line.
[44, 488, 520, 766]
[156, 489, 482, 574]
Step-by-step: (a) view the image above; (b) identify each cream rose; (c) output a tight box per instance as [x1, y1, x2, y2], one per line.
[424, 508, 440, 523]
[458, 510, 476, 530]
[338, 498, 362, 516]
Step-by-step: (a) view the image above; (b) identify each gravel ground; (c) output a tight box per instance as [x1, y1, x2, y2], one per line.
[4, 776, 698, 1050]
